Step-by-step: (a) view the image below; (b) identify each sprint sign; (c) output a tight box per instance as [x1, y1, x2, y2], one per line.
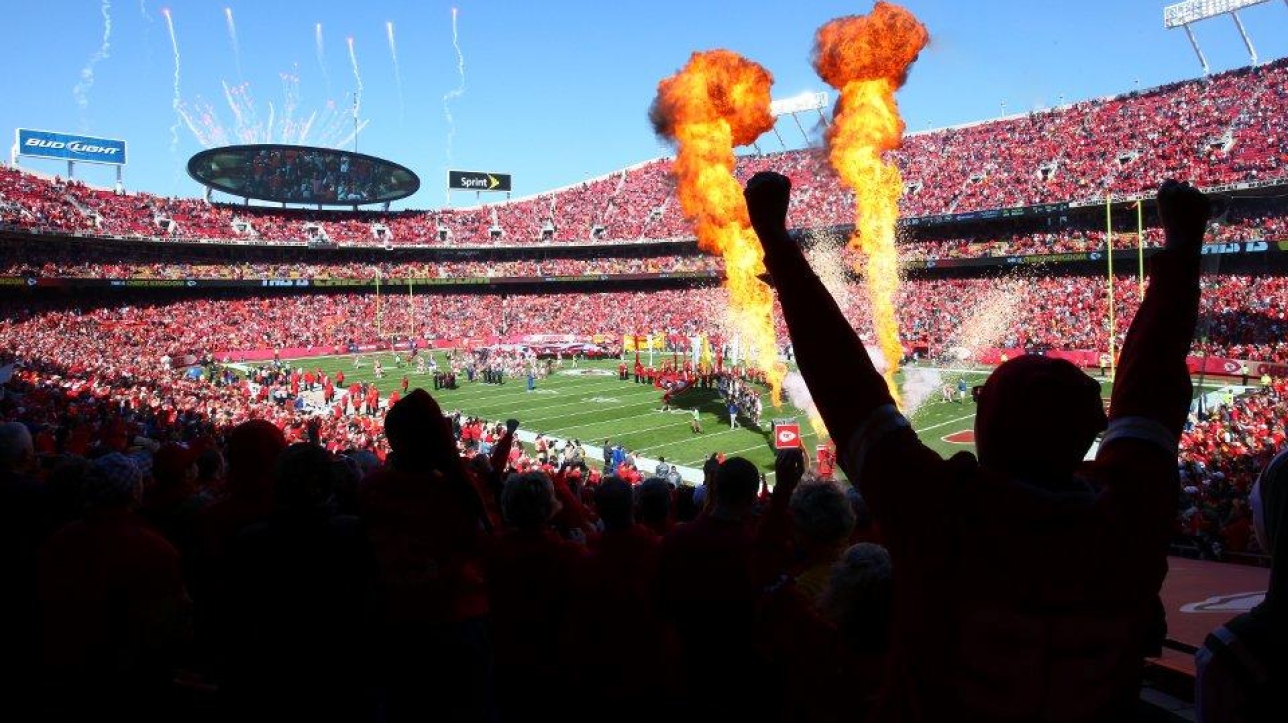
[773, 419, 801, 450]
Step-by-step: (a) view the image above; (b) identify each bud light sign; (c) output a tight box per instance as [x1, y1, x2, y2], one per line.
[16, 129, 127, 165]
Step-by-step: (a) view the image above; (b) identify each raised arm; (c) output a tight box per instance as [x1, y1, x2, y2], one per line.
[1100, 180, 1209, 458]
[744, 173, 897, 470]
[489, 418, 520, 475]
[746, 173, 952, 536]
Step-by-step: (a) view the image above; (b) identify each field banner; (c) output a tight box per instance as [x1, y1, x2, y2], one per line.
[622, 333, 665, 352]
[16, 128, 127, 165]
[773, 419, 802, 450]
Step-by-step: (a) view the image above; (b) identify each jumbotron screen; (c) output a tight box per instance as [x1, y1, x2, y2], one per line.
[187, 144, 420, 206]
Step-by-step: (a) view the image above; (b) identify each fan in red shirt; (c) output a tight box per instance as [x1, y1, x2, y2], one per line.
[747, 173, 1210, 723]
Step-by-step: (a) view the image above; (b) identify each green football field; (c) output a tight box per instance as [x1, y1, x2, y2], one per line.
[291, 351, 1234, 479]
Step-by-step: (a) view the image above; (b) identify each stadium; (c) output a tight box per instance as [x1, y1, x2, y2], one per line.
[1, 1, 1286, 721]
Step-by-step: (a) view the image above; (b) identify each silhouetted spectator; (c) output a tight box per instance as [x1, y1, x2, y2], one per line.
[638, 476, 674, 537]
[193, 420, 286, 676]
[659, 456, 782, 720]
[821, 543, 894, 656]
[1196, 447, 1288, 722]
[43, 454, 94, 532]
[674, 483, 699, 523]
[143, 442, 211, 562]
[760, 540, 892, 723]
[789, 479, 857, 604]
[221, 443, 378, 723]
[749, 173, 1211, 721]
[568, 477, 670, 718]
[199, 421, 287, 562]
[360, 389, 495, 722]
[194, 447, 225, 496]
[38, 453, 190, 721]
[489, 471, 585, 721]
[0, 422, 48, 711]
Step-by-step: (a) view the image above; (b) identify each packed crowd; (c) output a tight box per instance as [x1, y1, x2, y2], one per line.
[3, 175, 1279, 721]
[0, 249, 721, 281]
[900, 202, 1288, 260]
[1, 271, 1285, 363]
[2, 209, 1284, 283]
[3, 60, 1285, 247]
[1178, 379, 1288, 560]
[0, 335, 893, 721]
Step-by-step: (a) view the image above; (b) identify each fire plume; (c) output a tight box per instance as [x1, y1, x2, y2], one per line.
[813, 2, 928, 404]
[651, 50, 784, 404]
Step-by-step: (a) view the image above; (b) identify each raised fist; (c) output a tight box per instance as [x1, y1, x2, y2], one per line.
[744, 171, 792, 236]
[1157, 179, 1211, 253]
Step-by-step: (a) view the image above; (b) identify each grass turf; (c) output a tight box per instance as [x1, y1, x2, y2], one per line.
[294, 351, 1234, 477]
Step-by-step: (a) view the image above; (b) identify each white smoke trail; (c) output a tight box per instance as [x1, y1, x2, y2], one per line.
[222, 81, 249, 141]
[224, 7, 243, 80]
[192, 97, 230, 147]
[73, 0, 113, 128]
[347, 36, 363, 120]
[315, 23, 331, 95]
[386, 21, 405, 121]
[443, 6, 466, 160]
[265, 102, 275, 143]
[162, 7, 182, 152]
[137, 1, 154, 66]
[176, 105, 212, 147]
[279, 70, 300, 143]
[319, 97, 360, 148]
[314, 99, 347, 147]
[297, 109, 318, 145]
[237, 82, 262, 140]
[333, 118, 371, 151]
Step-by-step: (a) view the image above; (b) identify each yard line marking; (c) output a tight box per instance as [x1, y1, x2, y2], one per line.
[631, 427, 744, 453]
[542, 406, 683, 435]
[487, 392, 667, 423]
[441, 381, 660, 414]
[915, 413, 977, 432]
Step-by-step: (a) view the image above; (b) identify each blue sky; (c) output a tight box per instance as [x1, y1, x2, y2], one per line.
[2, 0, 1286, 208]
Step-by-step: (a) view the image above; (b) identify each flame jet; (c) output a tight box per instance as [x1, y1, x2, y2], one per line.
[650, 50, 784, 405]
[812, 2, 929, 404]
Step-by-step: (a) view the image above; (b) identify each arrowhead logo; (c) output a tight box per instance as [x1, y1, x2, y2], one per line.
[774, 422, 801, 449]
[487, 174, 500, 190]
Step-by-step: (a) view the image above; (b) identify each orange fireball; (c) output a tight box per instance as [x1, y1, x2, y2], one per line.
[651, 50, 785, 405]
[813, 2, 929, 405]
